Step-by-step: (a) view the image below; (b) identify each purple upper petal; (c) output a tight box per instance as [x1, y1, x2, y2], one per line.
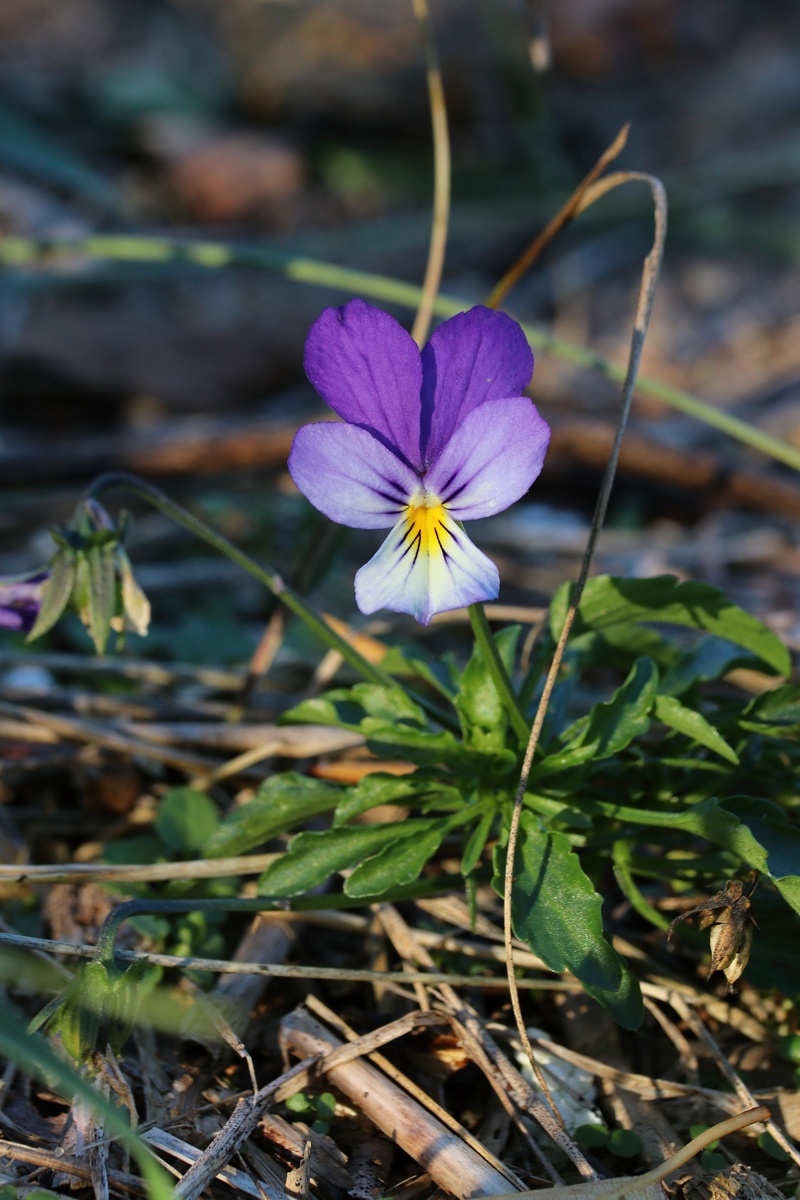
[419, 307, 534, 468]
[288, 421, 420, 529]
[304, 300, 424, 470]
[424, 398, 550, 521]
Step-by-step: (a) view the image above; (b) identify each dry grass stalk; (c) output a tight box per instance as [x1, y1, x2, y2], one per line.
[280, 1006, 519, 1199]
[304, 994, 519, 1186]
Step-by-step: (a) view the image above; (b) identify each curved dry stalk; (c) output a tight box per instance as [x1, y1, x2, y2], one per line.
[410, 0, 451, 347]
[502, 171, 668, 1091]
[486, 124, 629, 311]
[486, 1105, 771, 1199]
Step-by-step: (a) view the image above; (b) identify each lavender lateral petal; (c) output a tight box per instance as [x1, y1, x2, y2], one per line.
[288, 422, 419, 530]
[424, 398, 550, 521]
[304, 299, 425, 470]
[0, 573, 47, 634]
[419, 306, 534, 467]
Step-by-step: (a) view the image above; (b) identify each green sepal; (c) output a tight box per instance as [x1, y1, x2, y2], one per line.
[26, 547, 77, 642]
[85, 540, 118, 653]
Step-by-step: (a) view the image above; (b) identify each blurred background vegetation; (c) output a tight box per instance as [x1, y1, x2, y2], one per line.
[1, 0, 799, 657]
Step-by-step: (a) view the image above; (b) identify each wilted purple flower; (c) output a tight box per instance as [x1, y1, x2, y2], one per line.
[289, 301, 550, 624]
[0, 572, 47, 634]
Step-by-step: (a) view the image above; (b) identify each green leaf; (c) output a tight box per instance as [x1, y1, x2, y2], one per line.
[493, 811, 642, 1028]
[574, 1124, 609, 1149]
[461, 808, 494, 876]
[757, 1132, 791, 1162]
[542, 657, 658, 771]
[607, 1129, 642, 1158]
[257, 820, 434, 897]
[660, 636, 762, 695]
[455, 626, 520, 753]
[155, 787, 219, 856]
[381, 646, 459, 700]
[314, 1092, 337, 1121]
[551, 575, 790, 676]
[207, 773, 341, 858]
[739, 685, 800, 737]
[283, 684, 469, 768]
[334, 773, 464, 825]
[283, 684, 428, 731]
[676, 796, 800, 914]
[280, 691, 366, 730]
[345, 822, 447, 898]
[653, 694, 739, 764]
[26, 549, 76, 642]
[361, 723, 472, 768]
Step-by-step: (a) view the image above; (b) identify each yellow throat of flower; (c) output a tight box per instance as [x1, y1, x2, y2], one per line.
[403, 499, 451, 561]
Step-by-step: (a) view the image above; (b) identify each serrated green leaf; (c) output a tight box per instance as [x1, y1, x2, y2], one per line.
[361, 723, 467, 766]
[280, 690, 366, 730]
[155, 787, 219, 856]
[654, 694, 739, 764]
[665, 796, 800, 914]
[257, 820, 433, 897]
[738, 685, 800, 737]
[333, 773, 464, 825]
[344, 821, 447, 898]
[551, 575, 790, 676]
[26, 549, 76, 642]
[660, 636, 762, 695]
[493, 811, 642, 1028]
[350, 683, 428, 725]
[207, 773, 341, 858]
[529, 742, 599, 779]
[554, 657, 662, 758]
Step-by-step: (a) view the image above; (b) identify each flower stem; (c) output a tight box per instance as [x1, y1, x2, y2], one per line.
[84, 472, 396, 690]
[468, 602, 529, 744]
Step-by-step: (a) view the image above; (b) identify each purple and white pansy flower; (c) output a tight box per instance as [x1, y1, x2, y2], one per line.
[289, 300, 551, 625]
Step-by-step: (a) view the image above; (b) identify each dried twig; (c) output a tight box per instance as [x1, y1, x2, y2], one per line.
[667, 991, 800, 1169]
[502, 168, 668, 1093]
[280, 1007, 518, 1199]
[410, 0, 450, 347]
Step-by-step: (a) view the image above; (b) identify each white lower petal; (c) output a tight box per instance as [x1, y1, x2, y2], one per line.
[355, 507, 499, 625]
